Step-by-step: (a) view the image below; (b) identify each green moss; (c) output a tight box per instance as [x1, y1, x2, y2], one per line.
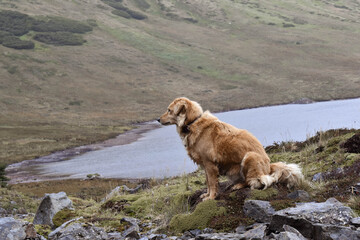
[35, 225, 52, 238]
[270, 199, 296, 211]
[169, 200, 226, 233]
[52, 209, 77, 228]
[249, 188, 279, 201]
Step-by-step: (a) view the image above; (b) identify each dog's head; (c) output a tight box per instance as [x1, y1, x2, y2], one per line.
[158, 97, 203, 127]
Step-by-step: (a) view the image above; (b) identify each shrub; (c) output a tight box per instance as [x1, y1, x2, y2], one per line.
[0, 10, 34, 36]
[31, 16, 92, 33]
[134, 0, 151, 10]
[0, 30, 12, 43]
[102, 0, 128, 11]
[2, 36, 35, 49]
[112, 10, 132, 19]
[33, 32, 86, 46]
[126, 9, 147, 20]
[0, 164, 8, 187]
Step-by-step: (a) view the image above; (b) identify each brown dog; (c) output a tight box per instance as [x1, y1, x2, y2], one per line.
[159, 97, 303, 201]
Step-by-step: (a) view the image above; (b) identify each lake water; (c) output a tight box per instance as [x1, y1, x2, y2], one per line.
[15, 98, 360, 180]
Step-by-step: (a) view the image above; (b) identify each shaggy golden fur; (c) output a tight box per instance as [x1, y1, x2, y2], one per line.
[159, 97, 303, 200]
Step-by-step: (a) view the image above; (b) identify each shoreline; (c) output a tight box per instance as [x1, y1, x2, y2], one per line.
[6, 96, 360, 184]
[6, 121, 160, 184]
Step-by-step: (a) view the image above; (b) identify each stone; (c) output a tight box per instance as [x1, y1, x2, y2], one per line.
[235, 225, 246, 234]
[243, 200, 275, 222]
[0, 217, 26, 240]
[108, 231, 122, 239]
[269, 198, 355, 239]
[273, 225, 307, 240]
[351, 217, 360, 227]
[48, 222, 109, 240]
[103, 185, 143, 202]
[33, 192, 73, 226]
[241, 223, 267, 239]
[312, 172, 324, 182]
[196, 233, 244, 240]
[0, 207, 7, 215]
[287, 190, 310, 201]
[313, 223, 360, 240]
[121, 217, 140, 239]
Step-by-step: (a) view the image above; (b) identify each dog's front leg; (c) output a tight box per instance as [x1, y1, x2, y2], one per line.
[200, 172, 210, 199]
[202, 162, 219, 201]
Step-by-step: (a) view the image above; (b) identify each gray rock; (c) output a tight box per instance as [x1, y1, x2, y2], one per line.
[273, 225, 307, 240]
[312, 172, 324, 182]
[0, 207, 7, 215]
[0, 217, 26, 240]
[148, 233, 168, 240]
[108, 231, 122, 239]
[243, 200, 275, 222]
[33, 192, 73, 226]
[195, 233, 244, 240]
[351, 217, 360, 227]
[287, 190, 310, 201]
[49, 217, 83, 238]
[48, 222, 109, 240]
[269, 198, 355, 239]
[235, 225, 246, 234]
[103, 185, 143, 202]
[241, 223, 267, 239]
[121, 217, 140, 239]
[313, 223, 360, 240]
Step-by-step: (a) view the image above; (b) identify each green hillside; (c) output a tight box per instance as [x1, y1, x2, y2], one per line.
[1, 0, 360, 164]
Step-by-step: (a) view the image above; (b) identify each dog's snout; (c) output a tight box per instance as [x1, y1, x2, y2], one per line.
[157, 118, 161, 123]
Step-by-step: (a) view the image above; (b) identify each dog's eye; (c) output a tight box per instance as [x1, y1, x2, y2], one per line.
[167, 109, 171, 113]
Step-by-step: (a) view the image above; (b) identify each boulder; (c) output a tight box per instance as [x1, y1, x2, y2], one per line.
[48, 222, 109, 240]
[269, 198, 356, 239]
[121, 217, 140, 239]
[0, 217, 42, 240]
[272, 225, 307, 240]
[0, 217, 26, 240]
[243, 200, 275, 222]
[33, 192, 73, 226]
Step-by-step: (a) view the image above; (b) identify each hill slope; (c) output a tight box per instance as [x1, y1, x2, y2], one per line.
[1, 0, 360, 164]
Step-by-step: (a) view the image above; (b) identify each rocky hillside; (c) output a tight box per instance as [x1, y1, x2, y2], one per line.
[1, 128, 359, 239]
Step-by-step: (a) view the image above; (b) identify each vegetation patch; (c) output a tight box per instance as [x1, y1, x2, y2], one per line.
[52, 209, 77, 228]
[0, 10, 33, 36]
[31, 16, 92, 33]
[33, 32, 86, 46]
[0, 164, 8, 187]
[102, 0, 147, 20]
[2, 36, 35, 49]
[0, 10, 92, 49]
[249, 187, 279, 201]
[169, 200, 226, 233]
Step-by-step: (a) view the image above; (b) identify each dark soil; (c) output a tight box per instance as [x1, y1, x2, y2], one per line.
[341, 133, 360, 153]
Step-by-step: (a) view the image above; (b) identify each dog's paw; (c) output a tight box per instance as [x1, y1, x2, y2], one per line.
[231, 183, 246, 190]
[200, 192, 209, 199]
[202, 195, 216, 201]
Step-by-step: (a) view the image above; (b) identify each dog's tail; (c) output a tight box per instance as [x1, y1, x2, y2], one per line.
[270, 162, 304, 188]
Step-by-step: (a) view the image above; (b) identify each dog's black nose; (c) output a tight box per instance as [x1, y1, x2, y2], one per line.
[157, 118, 160, 123]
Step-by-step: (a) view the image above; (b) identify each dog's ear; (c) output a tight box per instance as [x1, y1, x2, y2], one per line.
[176, 104, 186, 116]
